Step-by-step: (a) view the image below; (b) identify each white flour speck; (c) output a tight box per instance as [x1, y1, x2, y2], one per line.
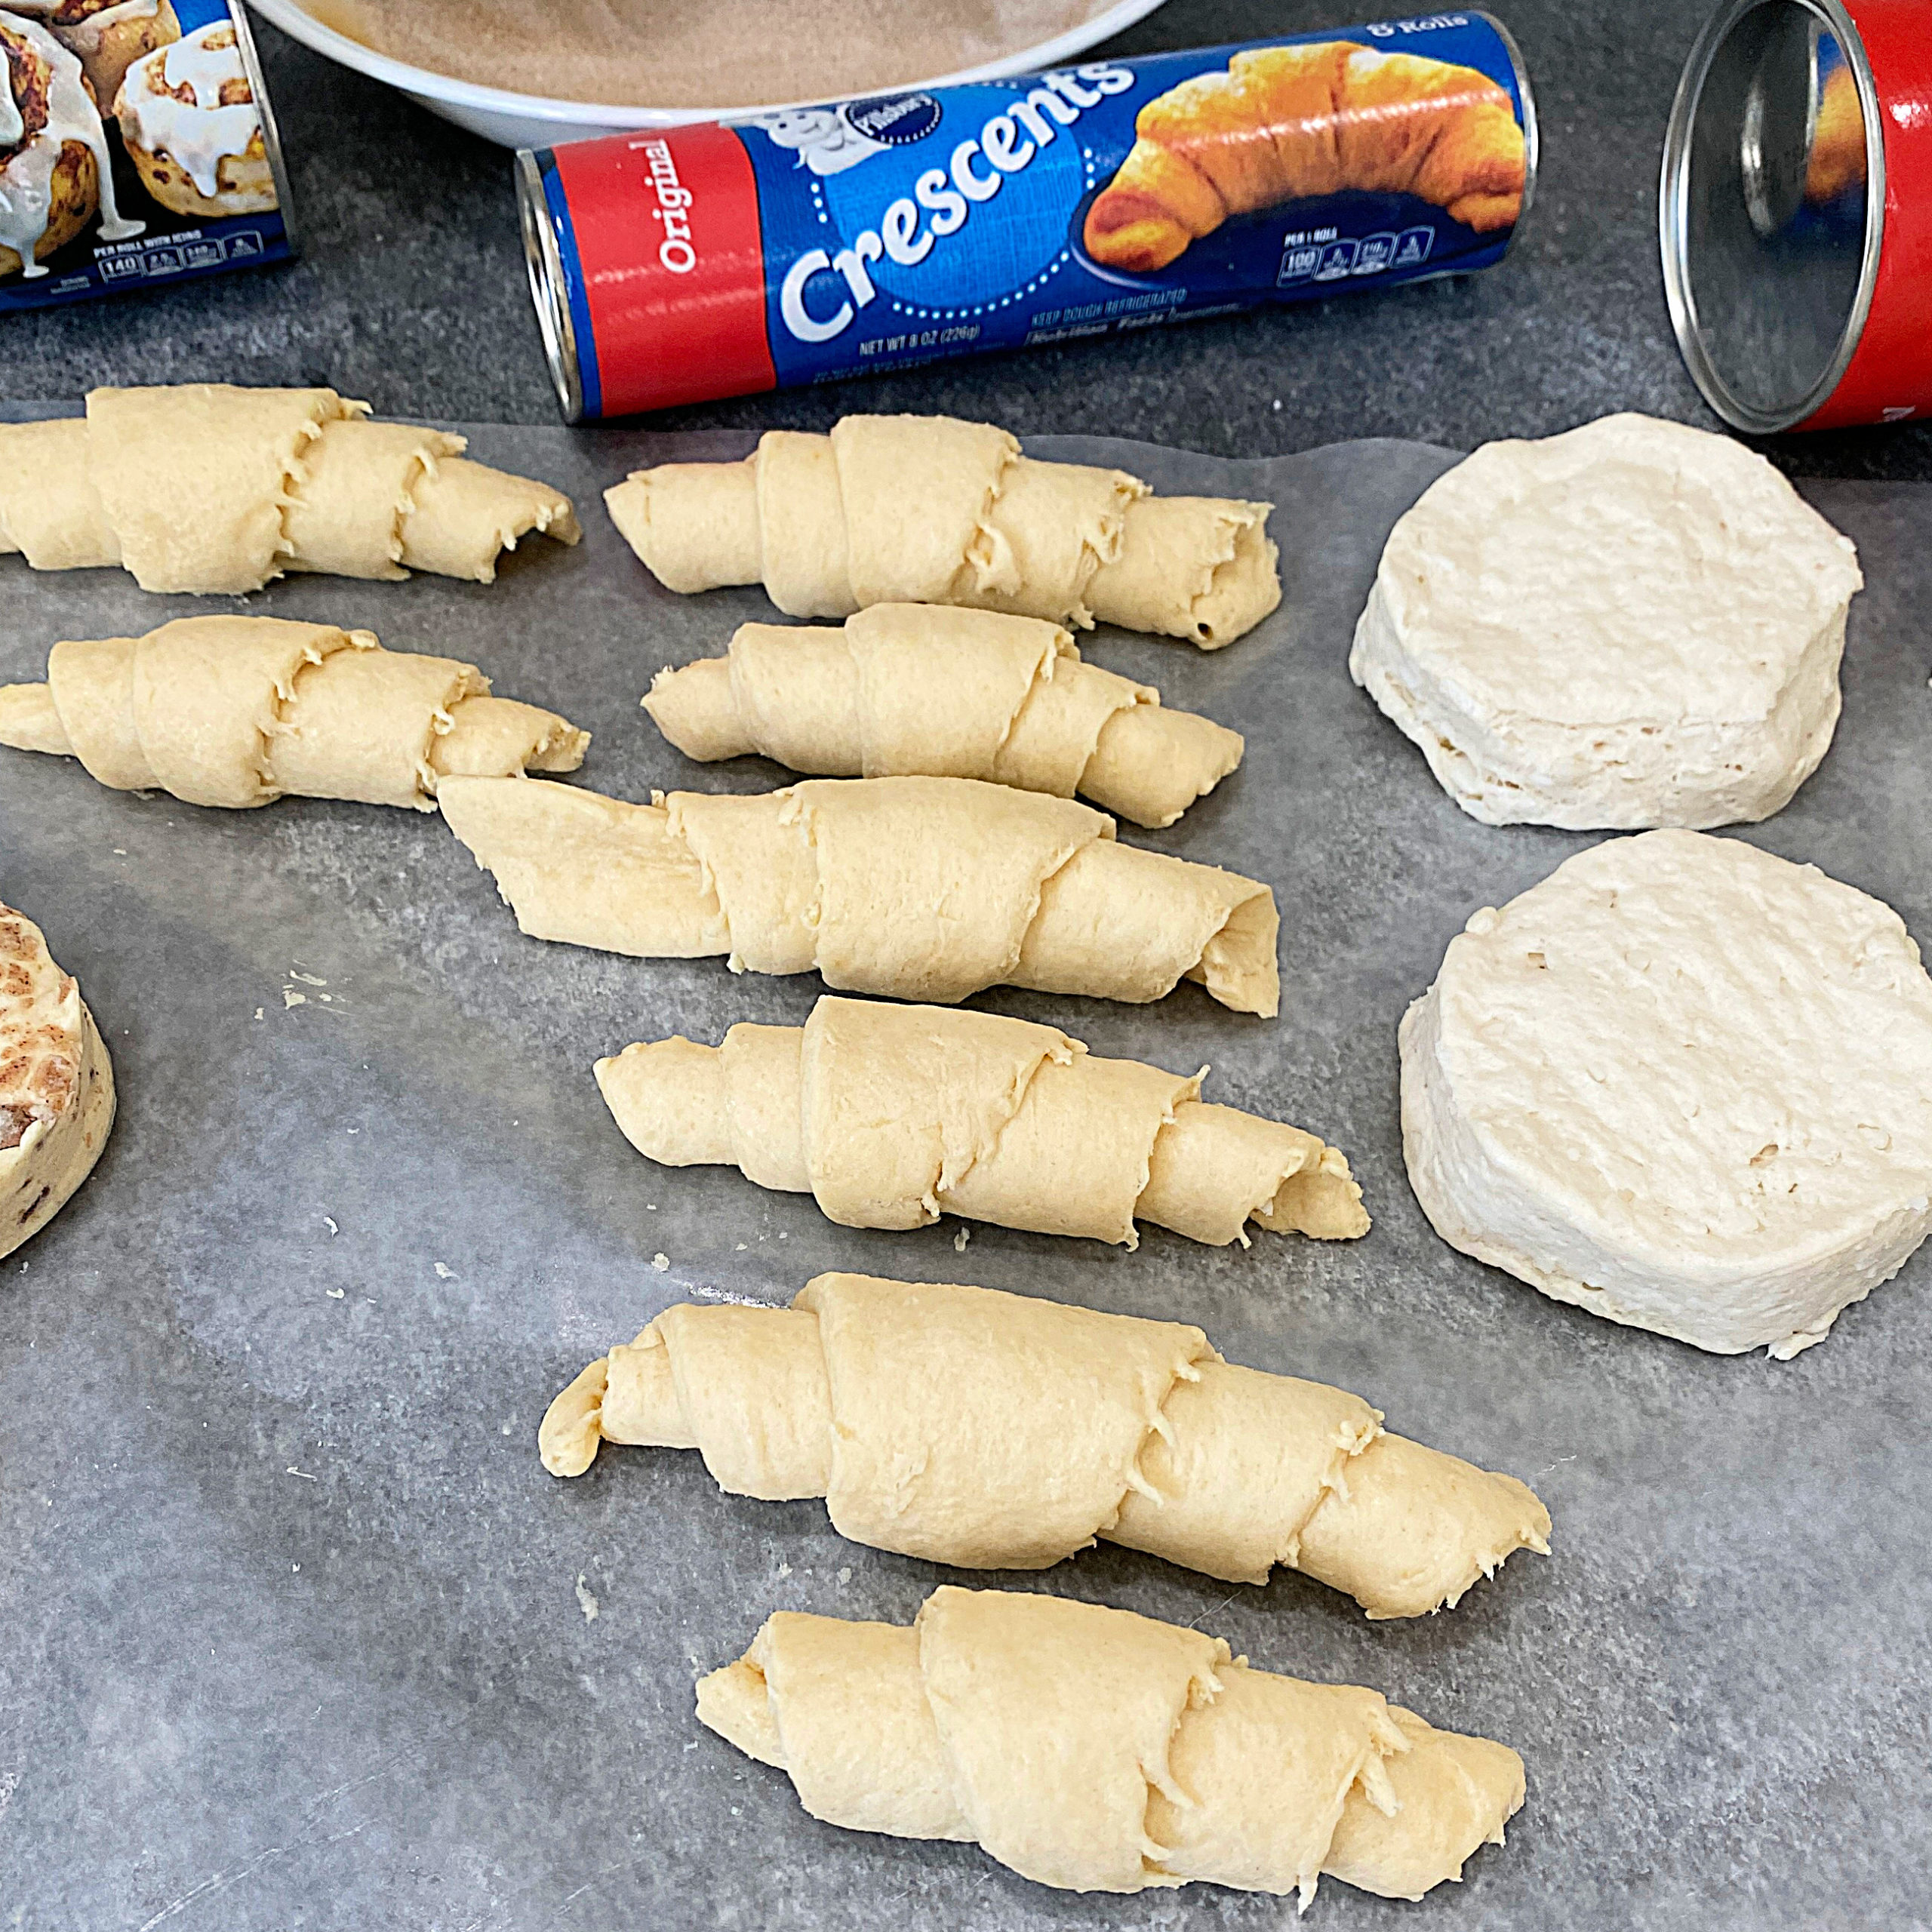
[282, 989, 308, 1008]
[651, 1253, 670, 1272]
[575, 1574, 600, 1622]
[954, 1227, 970, 1253]
[434, 1262, 454, 1279]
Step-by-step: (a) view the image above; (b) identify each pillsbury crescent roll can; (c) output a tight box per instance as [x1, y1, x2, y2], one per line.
[515, 15, 1537, 420]
[1662, 0, 1932, 431]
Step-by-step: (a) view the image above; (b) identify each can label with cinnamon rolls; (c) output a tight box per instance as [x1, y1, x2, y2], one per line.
[0, 0, 294, 310]
[517, 14, 1537, 420]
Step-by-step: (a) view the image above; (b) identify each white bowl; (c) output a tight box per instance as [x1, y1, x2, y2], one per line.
[246, 0, 1170, 149]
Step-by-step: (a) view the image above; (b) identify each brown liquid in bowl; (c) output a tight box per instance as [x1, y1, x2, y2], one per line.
[307, 0, 1120, 110]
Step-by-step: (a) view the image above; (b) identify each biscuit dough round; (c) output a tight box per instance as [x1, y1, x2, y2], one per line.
[1401, 830, 1932, 1355]
[1350, 414, 1864, 829]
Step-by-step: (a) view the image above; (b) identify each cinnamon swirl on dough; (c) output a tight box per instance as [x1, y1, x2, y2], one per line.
[0, 11, 143, 278]
[8, 0, 180, 108]
[114, 18, 275, 218]
[0, 903, 114, 1263]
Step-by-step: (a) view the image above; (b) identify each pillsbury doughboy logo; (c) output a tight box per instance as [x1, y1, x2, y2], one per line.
[758, 66, 1135, 344]
[844, 93, 943, 146]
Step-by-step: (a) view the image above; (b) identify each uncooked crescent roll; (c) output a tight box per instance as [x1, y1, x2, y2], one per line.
[440, 775, 1278, 1014]
[0, 617, 588, 811]
[597, 995, 1358, 1244]
[0, 384, 580, 594]
[605, 414, 1281, 648]
[2, 903, 114, 1262]
[699, 1587, 1525, 1903]
[543, 1272, 1551, 1620]
[645, 605, 1244, 829]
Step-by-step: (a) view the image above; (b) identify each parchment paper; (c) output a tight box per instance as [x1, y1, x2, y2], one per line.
[2, 417, 1927, 1931]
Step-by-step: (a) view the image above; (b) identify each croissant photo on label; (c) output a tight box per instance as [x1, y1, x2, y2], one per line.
[1082, 38, 1531, 276]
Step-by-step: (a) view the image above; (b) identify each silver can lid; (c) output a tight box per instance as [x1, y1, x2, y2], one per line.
[1661, 0, 1884, 432]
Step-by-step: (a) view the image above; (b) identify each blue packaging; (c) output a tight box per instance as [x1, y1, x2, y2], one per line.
[1, 0, 295, 312]
[520, 13, 1536, 419]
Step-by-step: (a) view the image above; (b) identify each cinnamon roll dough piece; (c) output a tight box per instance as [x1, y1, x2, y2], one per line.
[697, 1587, 1525, 1901]
[543, 1273, 1551, 1620]
[594, 996, 1360, 1246]
[0, 384, 580, 593]
[645, 604, 1243, 827]
[0, 903, 115, 1263]
[0, 616, 587, 810]
[604, 413, 1281, 647]
[440, 774, 1279, 1014]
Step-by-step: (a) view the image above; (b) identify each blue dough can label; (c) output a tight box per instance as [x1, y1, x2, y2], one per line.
[519, 14, 1537, 420]
[0, 0, 295, 312]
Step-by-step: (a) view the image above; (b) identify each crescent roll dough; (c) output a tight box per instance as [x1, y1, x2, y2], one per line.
[595, 996, 1361, 1244]
[604, 414, 1281, 648]
[1, 903, 115, 1263]
[698, 1587, 1525, 1902]
[0, 617, 588, 811]
[645, 605, 1244, 829]
[543, 1272, 1551, 1620]
[0, 385, 580, 594]
[440, 775, 1279, 1014]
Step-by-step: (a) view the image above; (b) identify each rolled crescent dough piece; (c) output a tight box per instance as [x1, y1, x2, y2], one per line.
[0, 617, 588, 811]
[596, 995, 1361, 1245]
[1402, 829, 1932, 1356]
[1, 903, 115, 1263]
[440, 774, 1279, 1014]
[0, 385, 580, 594]
[543, 1272, 1551, 1620]
[604, 414, 1281, 648]
[1349, 414, 1865, 829]
[644, 604, 1244, 829]
[698, 1586, 1525, 1903]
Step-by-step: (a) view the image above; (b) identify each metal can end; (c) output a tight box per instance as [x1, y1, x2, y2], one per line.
[515, 149, 586, 426]
[1660, 0, 1885, 433]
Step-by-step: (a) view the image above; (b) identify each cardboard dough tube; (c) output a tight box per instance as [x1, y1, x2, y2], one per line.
[644, 605, 1244, 829]
[696, 1587, 1525, 1903]
[0, 385, 580, 594]
[0, 617, 587, 811]
[543, 1273, 1552, 1622]
[602, 412, 1281, 647]
[440, 774, 1279, 1014]
[593, 996, 1359, 1245]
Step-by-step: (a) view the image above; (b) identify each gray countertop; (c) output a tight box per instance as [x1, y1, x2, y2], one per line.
[2, 0, 1928, 479]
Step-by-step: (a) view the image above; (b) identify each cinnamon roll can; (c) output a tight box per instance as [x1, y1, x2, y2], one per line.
[1661, 0, 1932, 430]
[0, 0, 297, 311]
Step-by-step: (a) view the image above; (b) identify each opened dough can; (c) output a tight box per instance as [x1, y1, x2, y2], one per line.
[1661, 0, 1932, 430]
[516, 17, 1538, 420]
[0, 0, 296, 310]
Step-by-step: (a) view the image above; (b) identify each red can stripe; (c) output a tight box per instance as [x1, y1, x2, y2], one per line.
[552, 125, 777, 417]
[1799, 0, 1932, 430]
